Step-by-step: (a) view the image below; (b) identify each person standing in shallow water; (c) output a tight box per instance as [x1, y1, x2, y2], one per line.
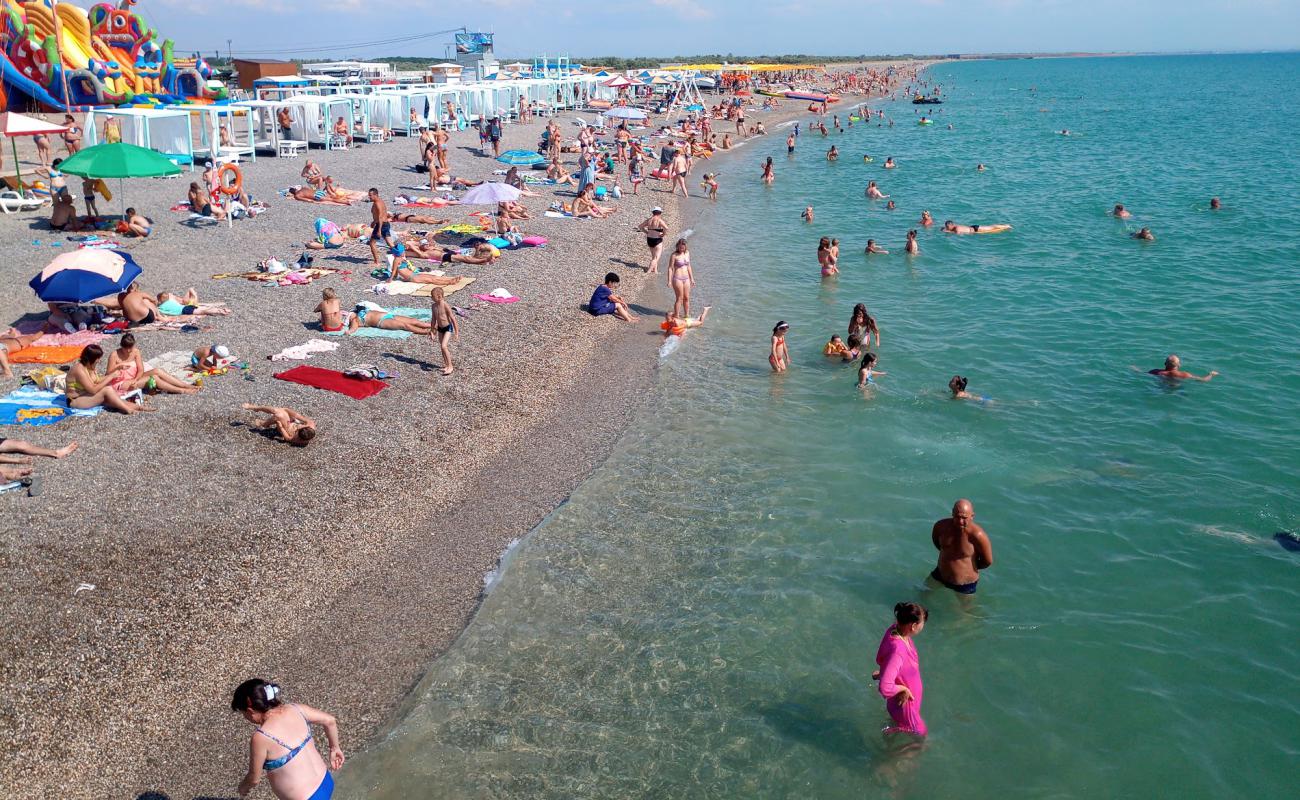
[231, 679, 344, 799]
[930, 499, 993, 594]
[873, 602, 929, 736]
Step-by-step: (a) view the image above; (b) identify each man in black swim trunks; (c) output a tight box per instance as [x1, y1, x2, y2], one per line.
[930, 499, 993, 594]
[367, 188, 395, 267]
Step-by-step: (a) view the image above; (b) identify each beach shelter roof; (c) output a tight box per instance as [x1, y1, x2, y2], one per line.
[603, 75, 644, 88]
[649, 75, 676, 85]
[2, 112, 68, 191]
[30, 249, 143, 304]
[0, 111, 68, 137]
[593, 70, 611, 77]
[503, 62, 531, 71]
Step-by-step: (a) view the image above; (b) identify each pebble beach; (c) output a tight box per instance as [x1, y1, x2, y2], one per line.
[0, 69, 907, 799]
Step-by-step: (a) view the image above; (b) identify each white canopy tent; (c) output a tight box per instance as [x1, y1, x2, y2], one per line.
[231, 99, 311, 155]
[165, 104, 257, 162]
[84, 107, 195, 168]
[285, 95, 356, 146]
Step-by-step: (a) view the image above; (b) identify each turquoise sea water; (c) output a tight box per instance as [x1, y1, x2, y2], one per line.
[341, 55, 1300, 798]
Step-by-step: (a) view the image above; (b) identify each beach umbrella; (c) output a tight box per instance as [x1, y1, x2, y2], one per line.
[603, 76, 638, 88]
[29, 249, 142, 304]
[496, 149, 546, 166]
[604, 107, 648, 120]
[57, 142, 181, 215]
[459, 182, 521, 205]
[1, 112, 68, 193]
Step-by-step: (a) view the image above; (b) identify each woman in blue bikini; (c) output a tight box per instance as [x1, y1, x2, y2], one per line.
[232, 679, 344, 800]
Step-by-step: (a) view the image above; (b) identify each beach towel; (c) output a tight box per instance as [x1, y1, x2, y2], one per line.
[544, 211, 576, 219]
[145, 350, 202, 384]
[370, 276, 475, 298]
[472, 294, 520, 305]
[273, 365, 388, 400]
[319, 306, 432, 339]
[0, 385, 102, 427]
[269, 339, 340, 361]
[6, 345, 86, 364]
[32, 330, 109, 347]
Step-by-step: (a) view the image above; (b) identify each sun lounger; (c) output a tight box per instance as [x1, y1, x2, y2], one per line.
[0, 190, 47, 214]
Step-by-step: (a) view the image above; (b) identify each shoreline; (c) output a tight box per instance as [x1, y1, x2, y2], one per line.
[0, 62, 923, 799]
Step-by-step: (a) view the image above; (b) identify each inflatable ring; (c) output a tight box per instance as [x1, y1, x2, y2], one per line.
[217, 163, 242, 196]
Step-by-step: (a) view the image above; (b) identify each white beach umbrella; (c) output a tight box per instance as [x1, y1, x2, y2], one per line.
[460, 182, 521, 204]
[604, 107, 648, 120]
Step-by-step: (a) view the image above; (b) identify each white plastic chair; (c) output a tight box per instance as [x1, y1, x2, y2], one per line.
[0, 190, 47, 214]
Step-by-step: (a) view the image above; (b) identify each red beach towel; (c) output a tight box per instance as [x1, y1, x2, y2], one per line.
[273, 365, 388, 399]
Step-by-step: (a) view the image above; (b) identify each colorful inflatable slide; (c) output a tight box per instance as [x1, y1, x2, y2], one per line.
[0, 0, 225, 111]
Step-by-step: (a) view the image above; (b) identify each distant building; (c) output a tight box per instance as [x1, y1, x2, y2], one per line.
[302, 61, 396, 82]
[452, 31, 498, 81]
[231, 58, 297, 90]
[428, 63, 465, 85]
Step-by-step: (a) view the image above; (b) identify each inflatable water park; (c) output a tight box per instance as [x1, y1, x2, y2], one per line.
[1, 0, 223, 111]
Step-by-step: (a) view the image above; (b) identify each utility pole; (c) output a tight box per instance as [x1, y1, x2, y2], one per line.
[227, 39, 232, 64]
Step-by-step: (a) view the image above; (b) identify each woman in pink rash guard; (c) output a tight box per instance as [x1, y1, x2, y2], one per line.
[873, 602, 929, 736]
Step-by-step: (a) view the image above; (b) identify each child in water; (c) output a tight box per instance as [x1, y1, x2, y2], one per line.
[824, 335, 851, 358]
[769, 321, 790, 372]
[857, 352, 886, 388]
[801, 205, 814, 223]
[700, 173, 719, 201]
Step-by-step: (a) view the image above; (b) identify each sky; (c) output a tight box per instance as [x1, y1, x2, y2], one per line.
[136, 0, 1300, 61]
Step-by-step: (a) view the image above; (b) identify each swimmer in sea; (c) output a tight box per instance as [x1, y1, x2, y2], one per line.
[948, 374, 986, 401]
[786, 132, 796, 155]
[827, 145, 839, 161]
[818, 237, 837, 277]
[905, 229, 920, 254]
[930, 498, 993, 595]
[801, 205, 814, 223]
[943, 220, 1011, 234]
[919, 210, 934, 227]
[873, 602, 929, 737]
[1059, 129, 1070, 136]
[883, 157, 896, 169]
[862, 155, 874, 163]
[761, 157, 775, 185]
[1112, 204, 1132, 219]
[1140, 354, 1218, 382]
[1210, 197, 1221, 210]
[769, 321, 790, 372]
[976, 163, 986, 172]
[661, 306, 711, 337]
[865, 181, 888, 200]
[1132, 227, 1155, 241]
[865, 239, 889, 255]
[886, 200, 897, 211]
[857, 352, 886, 388]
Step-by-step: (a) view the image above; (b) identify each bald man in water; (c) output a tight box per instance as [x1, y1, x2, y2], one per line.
[930, 499, 994, 594]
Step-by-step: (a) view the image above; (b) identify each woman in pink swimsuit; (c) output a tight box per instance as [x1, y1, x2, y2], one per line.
[873, 602, 929, 736]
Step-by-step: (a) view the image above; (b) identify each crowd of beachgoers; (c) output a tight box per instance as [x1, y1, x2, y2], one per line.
[0, 62, 925, 799]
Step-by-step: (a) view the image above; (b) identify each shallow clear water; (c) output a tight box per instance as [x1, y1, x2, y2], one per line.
[340, 55, 1300, 799]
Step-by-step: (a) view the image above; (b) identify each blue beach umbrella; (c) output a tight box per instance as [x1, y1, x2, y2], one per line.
[496, 149, 546, 166]
[30, 249, 142, 303]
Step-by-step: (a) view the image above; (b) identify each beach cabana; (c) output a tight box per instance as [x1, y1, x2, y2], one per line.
[285, 95, 355, 148]
[231, 99, 311, 156]
[165, 104, 257, 163]
[85, 107, 195, 168]
[254, 75, 311, 102]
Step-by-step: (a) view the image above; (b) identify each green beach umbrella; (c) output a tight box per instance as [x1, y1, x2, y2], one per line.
[57, 142, 181, 216]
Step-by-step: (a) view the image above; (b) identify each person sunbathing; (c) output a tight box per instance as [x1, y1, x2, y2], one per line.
[348, 303, 434, 335]
[290, 185, 352, 205]
[0, 328, 42, 378]
[0, 436, 78, 481]
[547, 158, 579, 187]
[49, 191, 85, 232]
[315, 288, 351, 332]
[400, 240, 498, 266]
[118, 282, 162, 326]
[187, 182, 226, 220]
[504, 167, 542, 197]
[155, 288, 231, 317]
[572, 185, 617, 218]
[106, 333, 199, 395]
[389, 211, 449, 225]
[301, 160, 326, 189]
[241, 403, 316, 447]
[66, 344, 153, 414]
[332, 117, 353, 146]
[430, 164, 482, 189]
[304, 218, 347, 250]
[385, 252, 464, 286]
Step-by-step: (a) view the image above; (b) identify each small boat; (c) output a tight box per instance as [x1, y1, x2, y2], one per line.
[912, 96, 943, 105]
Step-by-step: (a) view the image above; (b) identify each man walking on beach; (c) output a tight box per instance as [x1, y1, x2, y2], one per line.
[488, 117, 503, 158]
[367, 188, 395, 267]
[434, 125, 450, 171]
[670, 148, 691, 198]
[930, 499, 993, 594]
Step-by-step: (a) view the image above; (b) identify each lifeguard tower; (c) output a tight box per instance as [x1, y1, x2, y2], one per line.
[452, 32, 498, 82]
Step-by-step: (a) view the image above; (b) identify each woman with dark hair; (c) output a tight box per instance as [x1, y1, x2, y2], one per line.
[873, 602, 929, 736]
[107, 334, 199, 396]
[848, 304, 881, 349]
[65, 345, 152, 413]
[230, 679, 344, 799]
